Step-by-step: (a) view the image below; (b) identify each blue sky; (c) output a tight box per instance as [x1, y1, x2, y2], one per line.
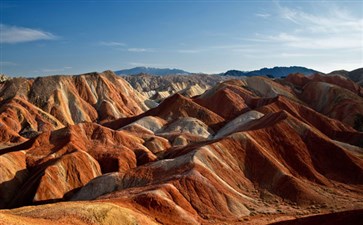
[0, 0, 362, 76]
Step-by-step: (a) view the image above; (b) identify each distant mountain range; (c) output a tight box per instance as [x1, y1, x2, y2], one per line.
[223, 66, 319, 78]
[115, 67, 190, 76]
[115, 66, 319, 77]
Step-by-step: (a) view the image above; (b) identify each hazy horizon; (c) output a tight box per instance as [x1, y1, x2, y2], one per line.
[1, 0, 362, 77]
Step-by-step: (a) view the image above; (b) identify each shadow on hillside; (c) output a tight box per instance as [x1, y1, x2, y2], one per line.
[0, 168, 29, 209]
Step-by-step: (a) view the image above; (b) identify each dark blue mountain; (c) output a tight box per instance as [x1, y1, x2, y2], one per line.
[115, 67, 190, 76]
[224, 66, 318, 78]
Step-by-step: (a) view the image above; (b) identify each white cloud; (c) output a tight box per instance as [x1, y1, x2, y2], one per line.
[278, 52, 324, 58]
[99, 43, 153, 52]
[128, 62, 166, 67]
[253, 3, 363, 51]
[40, 66, 72, 73]
[255, 13, 271, 18]
[177, 49, 201, 54]
[176, 44, 257, 54]
[127, 48, 152, 52]
[266, 32, 362, 49]
[99, 41, 126, 47]
[278, 4, 363, 33]
[0, 61, 17, 66]
[0, 24, 57, 44]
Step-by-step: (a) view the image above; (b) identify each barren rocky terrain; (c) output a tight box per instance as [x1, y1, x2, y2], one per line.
[122, 73, 243, 102]
[0, 70, 362, 224]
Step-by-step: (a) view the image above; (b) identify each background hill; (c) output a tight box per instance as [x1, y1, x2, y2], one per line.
[329, 68, 363, 86]
[115, 66, 318, 78]
[224, 66, 319, 77]
[115, 67, 190, 76]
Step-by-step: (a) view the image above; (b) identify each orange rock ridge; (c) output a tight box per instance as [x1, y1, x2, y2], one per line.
[0, 71, 362, 225]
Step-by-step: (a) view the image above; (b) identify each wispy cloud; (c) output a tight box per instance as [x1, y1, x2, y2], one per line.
[176, 44, 256, 54]
[234, 2, 363, 72]
[40, 66, 72, 73]
[265, 3, 363, 50]
[0, 24, 57, 44]
[177, 49, 201, 54]
[127, 48, 152, 52]
[255, 13, 271, 18]
[99, 41, 126, 47]
[243, 51, 330, 59]
[0, 61, 17, 66]
[128, 62, 166, 67]
[266, 32, 361, 49]
[278, 3, 362, 33]
[99, 42, 154, 52]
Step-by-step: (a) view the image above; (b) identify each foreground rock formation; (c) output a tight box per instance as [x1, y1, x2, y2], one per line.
[0, 71, 148, 146]
[0, 71, 362, 225]
[123, 73, 242, 102]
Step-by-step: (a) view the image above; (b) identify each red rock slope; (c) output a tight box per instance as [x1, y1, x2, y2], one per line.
[0, 71, 148, 145]
[0, 73, 362, 225]
[286, 73, 363, 131]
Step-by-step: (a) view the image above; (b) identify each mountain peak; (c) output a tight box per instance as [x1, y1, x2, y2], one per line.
[224, 66, 318, 77]
[115, 67, 191, 76]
